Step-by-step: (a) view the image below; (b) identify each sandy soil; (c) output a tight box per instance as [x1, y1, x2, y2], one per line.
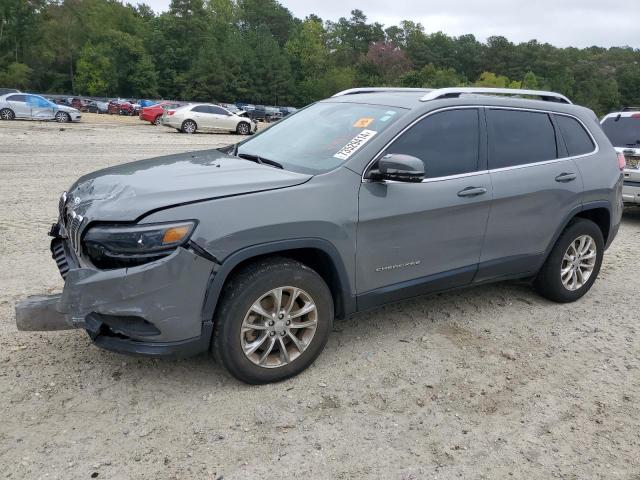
[0, 116, 639, 479]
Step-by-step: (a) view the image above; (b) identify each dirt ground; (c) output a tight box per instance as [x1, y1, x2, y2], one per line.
[1, 114, 639, 480]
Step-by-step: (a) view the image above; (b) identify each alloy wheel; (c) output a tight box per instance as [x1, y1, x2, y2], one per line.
[1, 109, 14, 120]
[55, 112, 69, 123]
[183, 120, 196, 133]
[561, 234, 597, 291]
[240, 286, 318, 368]
[238, 122, 249, 135]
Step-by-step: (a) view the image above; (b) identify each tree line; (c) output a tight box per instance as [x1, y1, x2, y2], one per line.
[2, 0, 640, 115]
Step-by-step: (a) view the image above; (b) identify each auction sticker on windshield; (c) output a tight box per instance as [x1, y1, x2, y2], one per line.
[333, 129, 377, 160]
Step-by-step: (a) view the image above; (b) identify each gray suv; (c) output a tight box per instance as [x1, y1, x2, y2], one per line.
[16, 87, 624, 384]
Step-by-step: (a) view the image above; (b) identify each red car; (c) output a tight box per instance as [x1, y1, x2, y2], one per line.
[107, 100, 135, 116]
[139, 101, 185, 125]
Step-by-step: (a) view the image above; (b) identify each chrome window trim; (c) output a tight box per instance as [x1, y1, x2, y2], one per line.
[361, 105, 599, 183]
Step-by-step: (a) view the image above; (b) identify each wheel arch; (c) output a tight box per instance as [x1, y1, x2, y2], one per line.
[201, 239, 356, 329]
[542, 201, 612, 264]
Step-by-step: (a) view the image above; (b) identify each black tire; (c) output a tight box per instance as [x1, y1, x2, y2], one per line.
[236, 121, 251, 135]
[534, 218, 604, 303]
[181, 119, 197, 134]
[1, 108, 15, 120]
[154, 114, 162, 125]
[212, 257, 334, 384]
[55, 111, 70, 123]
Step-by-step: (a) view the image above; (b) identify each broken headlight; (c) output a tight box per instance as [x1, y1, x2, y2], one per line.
[83, 221, 196, 268]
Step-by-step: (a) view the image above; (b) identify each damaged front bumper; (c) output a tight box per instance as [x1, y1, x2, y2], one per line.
[15, 246, 216, 357]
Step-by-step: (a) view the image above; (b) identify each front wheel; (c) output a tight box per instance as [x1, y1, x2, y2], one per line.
[55, 111, 70, 123]
[213, 257, 334, 384]
[534, 218, 604, 303]
[154, 115, 162, 125]
[236, 121, 251, 135]
[181, 119, 197, 134]
[1, 108, 15, 120]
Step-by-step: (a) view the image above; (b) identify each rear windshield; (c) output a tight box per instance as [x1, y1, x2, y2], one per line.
[237, 102, 406, 174]
[601, 116, 640, 147]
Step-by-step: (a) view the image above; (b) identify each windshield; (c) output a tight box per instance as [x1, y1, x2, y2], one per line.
[601, 116, 640, 147]
[237, 102, 406, 174]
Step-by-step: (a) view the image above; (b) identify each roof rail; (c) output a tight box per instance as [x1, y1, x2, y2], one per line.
[420, 87, 572, 104]
[621, 106, 640, 112]
[332, 87, 433, 97]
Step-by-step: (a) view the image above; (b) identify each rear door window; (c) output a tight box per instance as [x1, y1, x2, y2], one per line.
[555, 115, 595, 156]
[488, 109, 557, 169]
[210, 106, 229, 115]
[7, 94, 26, 102]
[384, 108, 480, 178]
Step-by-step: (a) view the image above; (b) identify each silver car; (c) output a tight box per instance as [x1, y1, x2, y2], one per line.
[601, 110, 640, 204]
[161, 103, 256, 135]
[0, 93, 81, 123]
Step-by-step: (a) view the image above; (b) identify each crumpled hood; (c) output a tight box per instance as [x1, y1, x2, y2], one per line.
[67, 149, 312, 222]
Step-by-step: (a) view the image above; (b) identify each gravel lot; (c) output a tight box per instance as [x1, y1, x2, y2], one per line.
[1, 115, 639, 479]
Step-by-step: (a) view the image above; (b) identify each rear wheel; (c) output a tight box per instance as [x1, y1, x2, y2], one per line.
[534, 218, 604, 303]
[181, 119, 197, 134]
[0, 108, 15, 120]
[236, 121, 251, 135]
[154, 114, 162, 125]
[213, 257, 333, 384]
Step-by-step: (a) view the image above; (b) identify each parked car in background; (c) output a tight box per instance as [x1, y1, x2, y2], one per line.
[0, 93, 81, 122]
[108, 99, 135, 116]
[70, 98, 89, 112]
[280, 106, 297, 117]
[86, 100, 109, 114]
[247, 105, 267, 122]
[601, 108, 640, 204]
[0, 88, 20, 95]
[161, 103, 256, 134]
[139, 100, 185, 125]
[264, 106, 283, 122]
[138, 99, 157, 108]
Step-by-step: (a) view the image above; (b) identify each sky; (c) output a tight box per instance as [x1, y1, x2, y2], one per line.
[142, 0, 640, 49]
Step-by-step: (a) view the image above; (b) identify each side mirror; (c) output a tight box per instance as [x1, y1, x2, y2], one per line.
[369, 154, 425, 183]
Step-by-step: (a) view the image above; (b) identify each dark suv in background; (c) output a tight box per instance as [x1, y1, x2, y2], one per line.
[16, 87, 623, 384]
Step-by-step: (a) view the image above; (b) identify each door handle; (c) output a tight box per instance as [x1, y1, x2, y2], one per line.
[457, 186, 487, 197]
[555, 172, 577, 183]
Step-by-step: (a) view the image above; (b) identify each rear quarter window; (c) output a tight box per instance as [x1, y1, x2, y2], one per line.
[488, 109, 557, 169]
[556, 115, 595, 157]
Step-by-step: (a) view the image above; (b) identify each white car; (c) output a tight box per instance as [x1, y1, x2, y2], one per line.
[601, 110, 640, 204]
[161, 103, 256, 135]
[0, 93, 81, 122]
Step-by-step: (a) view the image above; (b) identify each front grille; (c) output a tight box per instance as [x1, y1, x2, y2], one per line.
[66, 213, 84, 254]
[51, 238, 71, 279]
[624, 155, 640, 169]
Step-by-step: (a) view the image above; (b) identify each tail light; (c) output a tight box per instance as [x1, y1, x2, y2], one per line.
[168, 110, 175, 116]
[617, 152, 626, 170]
[631, 113, 640, 119]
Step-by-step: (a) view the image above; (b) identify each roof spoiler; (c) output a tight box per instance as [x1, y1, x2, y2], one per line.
[331, 87, 572, 104]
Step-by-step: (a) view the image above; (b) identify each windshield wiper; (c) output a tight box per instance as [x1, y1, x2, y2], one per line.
[237, 153, 284, 169]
